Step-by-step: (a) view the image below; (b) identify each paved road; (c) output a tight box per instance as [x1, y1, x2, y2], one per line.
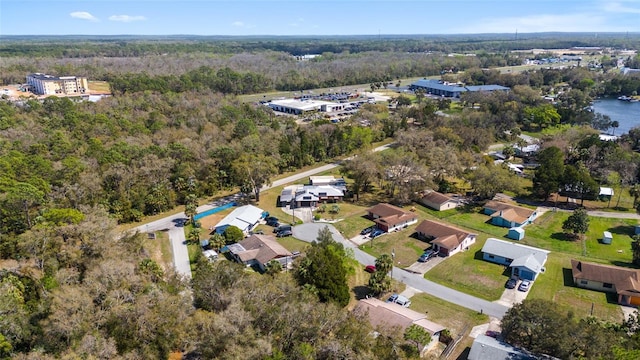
[168, 226, 192, 278]
[131, 144, 394, 279]
[293, 223, 508, 319]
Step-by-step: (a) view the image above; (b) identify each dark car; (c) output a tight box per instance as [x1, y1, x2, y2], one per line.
[360, 226, 375, 235]
[370, 229, 384, 238]
[266, 217, 279, 226]
[276, 230, 293, 237]
[505, 278, 518, 289]
[418, 249, 437, 262]
[364, 265, 376, 273]
[274, 224, 292, 233]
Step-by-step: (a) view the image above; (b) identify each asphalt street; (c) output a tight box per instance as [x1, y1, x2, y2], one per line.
[292, 223, 508, 319]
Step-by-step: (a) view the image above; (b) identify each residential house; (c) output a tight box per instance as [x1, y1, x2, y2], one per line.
[571, 260, 640, 307]
[483, 200, 538, 228]
[415, 220, 476, 257]
[213, 204, 264, 235]
[225, 234, 294, 271]
[468, 334, 541, 360]
[355, 298, 445, 338]
[367, 203, 418, 232]
[280, 185, 345, 208]
[481, 238, 550, 281]
[418, 191, 459, 211]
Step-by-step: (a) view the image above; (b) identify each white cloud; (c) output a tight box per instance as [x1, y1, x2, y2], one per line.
[459, 13, 628, 33]
[602, 1, 640, 14]
[109, 15, 147, 23]
[70, 11, 98, 22]
[231, 21, 255, 29]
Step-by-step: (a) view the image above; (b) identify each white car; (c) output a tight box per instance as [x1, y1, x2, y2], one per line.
[518, 280, 531, 292]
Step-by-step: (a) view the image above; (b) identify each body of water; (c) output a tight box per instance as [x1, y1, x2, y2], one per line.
[591, 98, 640, 135]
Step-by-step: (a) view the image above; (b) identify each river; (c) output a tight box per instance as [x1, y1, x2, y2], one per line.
[591, 98, 640, 135]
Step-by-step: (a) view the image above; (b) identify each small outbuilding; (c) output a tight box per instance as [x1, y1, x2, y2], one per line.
[508, 227, 525, 241]
[599, 187, 614, 200]
[602, 231, 613, 244]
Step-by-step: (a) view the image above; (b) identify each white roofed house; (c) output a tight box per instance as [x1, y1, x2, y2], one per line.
[213, 204, 264, 235]
[481, 238, 550, 281]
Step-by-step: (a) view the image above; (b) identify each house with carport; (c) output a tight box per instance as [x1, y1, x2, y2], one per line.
[481, 238, 550, 281]
[571, 260, 640, 307]
[367, 203, 418, 232]
[483, 200, 538, 228]
[224, 234, 294, 272]
[213, 204, 265, 235]
[418, 191, 459, 211]
[415, 220, 476, 257]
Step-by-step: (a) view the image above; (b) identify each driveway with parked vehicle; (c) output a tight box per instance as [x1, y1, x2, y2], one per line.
[292, 223, 509, 318]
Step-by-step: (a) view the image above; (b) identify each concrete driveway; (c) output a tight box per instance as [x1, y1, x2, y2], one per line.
[405, 256, 446, 275]
[494, 280, 530, 307]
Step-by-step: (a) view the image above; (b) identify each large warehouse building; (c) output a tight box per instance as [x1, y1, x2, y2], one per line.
[26, 73, 89, 96]
[267, 99, 345, 115]
[409, 79, 509, 98]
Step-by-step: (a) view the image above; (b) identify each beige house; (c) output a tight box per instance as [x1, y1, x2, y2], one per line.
[367, 203, 418, 233]
[354, 298, 445, 337]
[415, 220, 476, 257]
[571, 259, 640, 307]
[226, 234, 293, 271]
[418, 191, 459, 211]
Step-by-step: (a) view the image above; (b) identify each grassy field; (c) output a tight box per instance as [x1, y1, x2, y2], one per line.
[527, 252, 624, 322]
[423, 235, 509, 301]
[88, 80, 111, 93]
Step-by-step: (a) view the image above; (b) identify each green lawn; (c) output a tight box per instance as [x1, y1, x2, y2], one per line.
[410, 293, 489, 337]
[528, 252, 624, 322]
[522, 211, 637, 263]
[423, 235, 509, 301]
[276, 236, 310, 253]
[358, 228, 429, 268]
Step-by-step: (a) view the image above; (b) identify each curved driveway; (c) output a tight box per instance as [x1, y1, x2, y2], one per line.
[293, 223, 508, 319]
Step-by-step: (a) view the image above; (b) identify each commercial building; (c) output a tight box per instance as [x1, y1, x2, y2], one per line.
[267, 98, 345, 115]
[409, 79, 509, 98]
[26, 73, 88, 96]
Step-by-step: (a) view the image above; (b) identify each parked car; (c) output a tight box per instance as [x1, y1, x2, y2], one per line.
[505, 278, 518, 289]
[276, 230, 293, 237]
[485, 330, 500, 338]
[370, 229, 385, 238]
[518, 279, 531, 292]
[418, 249, 437, 263]
[386, 294, 411, 308]
[364, 265, 376, 273]
[274, 224, 292, 233]
[360, 226, 375, 235]
[265, 217, 279, 226]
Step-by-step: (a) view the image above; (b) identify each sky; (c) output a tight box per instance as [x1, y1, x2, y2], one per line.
[2, 0, 640, 36]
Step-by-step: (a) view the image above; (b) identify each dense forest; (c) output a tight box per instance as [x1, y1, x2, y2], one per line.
[3, 36, 640, 358]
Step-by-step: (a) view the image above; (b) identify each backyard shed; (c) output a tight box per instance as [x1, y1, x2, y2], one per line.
[508, 227, 525, 241]
[602, 231, 613, 244]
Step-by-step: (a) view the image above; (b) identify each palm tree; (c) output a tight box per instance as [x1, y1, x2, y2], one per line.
[209, 233, 226, 252]
[611, 120, 620, 136]
[184, 193, 198, 224]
